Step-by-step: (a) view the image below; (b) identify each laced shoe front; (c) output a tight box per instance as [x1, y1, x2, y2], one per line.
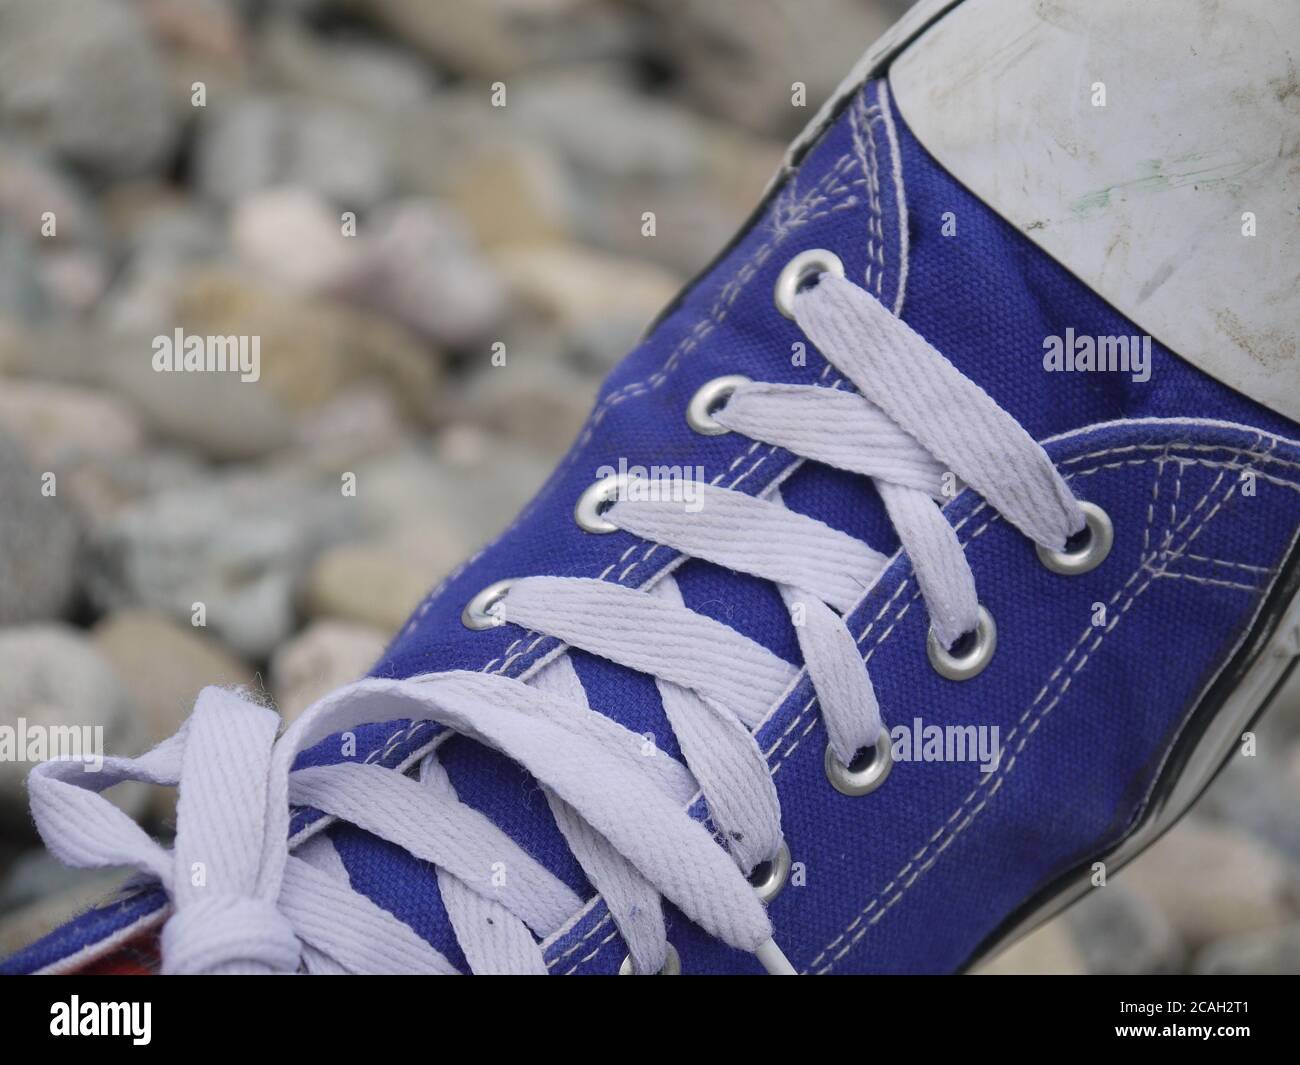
[10, 0, 1300, 976]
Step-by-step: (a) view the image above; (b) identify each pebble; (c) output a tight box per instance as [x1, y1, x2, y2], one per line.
[231, 186, 353, 294]
[0, 431, 80, 625]
[1115, 819, 1300, 949]
[972, 918, 1087, 976]
[0, 380, 143, 471]
[637, 0, 898, 137]
[1192, 924, 1300, 975]
[193, 95, 395, 210]
[0, 625, 145, 816]
[1198, 746, 1300, 865]
[261, 15, 437, 110]
[332, 199, 508, 350]
[1065, 882, 1185, 974]
[350, 0, 616, 77]
[85, 472, 357, 660]
[492, 243, 680, 373]
[449, 140, 574, 251]
[93, 610, 255, 746]
[97, 270, 439, 460]
[459, 350, 595, 455]
[271, 620, 390, 723]
[304, 544, 433, 636]
[0, 0, 178, 178]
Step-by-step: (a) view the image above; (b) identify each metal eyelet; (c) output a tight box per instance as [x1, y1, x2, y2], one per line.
[927, 605, 997, 681]
[461, 579, 515, 630]
[748, 842, 792, 904]
[618, 943, 681, 975]
[774, 248, 845, 319]
[824, 729, 893, 797]
[1036, 501, 1113, 576]
[574, 472, 633, 534]
[686, 374, 750, 435]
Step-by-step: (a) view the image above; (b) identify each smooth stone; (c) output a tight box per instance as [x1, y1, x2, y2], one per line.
[0, 0, 178, 177]
[0, 430, 80, 625]
[1115, 818, 1300, 949]
[271, 620, 390, 723]
[0, 624, 145, 816]
[304, 544, 433, 636]
[93, 610, 255, 746]
[1065, 882, 1185, 974]
[1192, 924, 1300, 975]
[85, 472, 358, 660]
[972, 918, 1087, 975]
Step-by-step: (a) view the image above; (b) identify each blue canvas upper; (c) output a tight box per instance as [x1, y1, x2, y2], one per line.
[8, 76, 1300, 975]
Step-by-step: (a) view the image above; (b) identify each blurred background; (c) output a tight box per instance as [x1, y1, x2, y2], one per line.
[0, 0, 1296, 974]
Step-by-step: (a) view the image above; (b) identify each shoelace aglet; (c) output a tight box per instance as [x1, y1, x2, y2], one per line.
[755, 938, 797, 975]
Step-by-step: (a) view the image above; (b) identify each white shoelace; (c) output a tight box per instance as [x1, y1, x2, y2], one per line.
[29, 274, 1084, 975]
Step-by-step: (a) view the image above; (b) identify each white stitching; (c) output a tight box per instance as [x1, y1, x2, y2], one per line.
[557, 439, 1291, 973]
[808, 442, 1269, 972]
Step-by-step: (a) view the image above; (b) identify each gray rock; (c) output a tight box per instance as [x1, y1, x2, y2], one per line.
[98, 271, 439, 461]
[289, 386, 407, 474]
[85, 472, 358, 660]
[0, 0, 177, 177]
[1115, 819, 1300, 949]
[304, 543, 432, 635]
[350, 0, 635, 77]
[261, 16, 438, 110]
[1192, 924, 1300, 975]
[1260, 668, 1300, 745]
[112, 191, 227, 276]
[193, 95, 395, 209]
[100, 334, 294, 462]
[972, 918, 1087, 975]
[638, 0, 899, 137]
[332, 199, 507, 350]
[231, 186, 352, 294]
[0, 149, 106, 317]
[353, 438, 552, 562]
[0, 381, 143, 472]
[61, 449, 211, 534]
[514, 75, 712, 183]
[0, 146, 102, 248]
[458, 350, 595, 456]
[0, 625, 144, 814]
[93, 610, 255, 747]
[271, 620, 389, 723]
[490, 243, 680, 375]
[0, 431, 80, 625]
[1065, 883, 1184, 974]
[1197, 745, 1300, 865]
[511, 75, 782, 273]
[0, 228, 48, 322]
[447, 139, 573, 251]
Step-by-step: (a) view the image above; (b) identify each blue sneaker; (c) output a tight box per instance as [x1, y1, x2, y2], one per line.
[9, 0, 1300, 976]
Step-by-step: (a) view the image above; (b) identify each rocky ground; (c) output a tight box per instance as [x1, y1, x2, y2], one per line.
[0, 0, 1296, 973]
